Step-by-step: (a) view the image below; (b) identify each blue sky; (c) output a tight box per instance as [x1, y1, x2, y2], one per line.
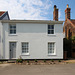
[0, 0, 75, 21]
[51, 0, 75, 20]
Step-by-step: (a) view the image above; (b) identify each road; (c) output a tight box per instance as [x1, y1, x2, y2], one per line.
[0, 63, 75, 75]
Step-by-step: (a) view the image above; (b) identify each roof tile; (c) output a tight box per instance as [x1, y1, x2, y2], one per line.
[0, 12, 5, 16]
[71, 20, 75, 25]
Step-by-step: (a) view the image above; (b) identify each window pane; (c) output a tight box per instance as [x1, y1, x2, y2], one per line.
[50, 50, 52, 53]
[48, 25, 51, 29]
[14, 30, 16, 34]
[51, 30, 54, 34]
[51, 25, 54, 29]
[10, 26, 13, 28]
[50, 25, 52, 29]
[48, 30, 50, 34]
[10, 30, 13, 34]
[13, 26, 16, 28]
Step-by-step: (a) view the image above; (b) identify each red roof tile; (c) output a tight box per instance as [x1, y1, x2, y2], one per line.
[0, 12, 5, 16]
[71, 20, 75, 25]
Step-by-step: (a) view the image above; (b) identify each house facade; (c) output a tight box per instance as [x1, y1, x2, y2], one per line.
[0, 5, 64, 59]
[0, 20, 63, 59]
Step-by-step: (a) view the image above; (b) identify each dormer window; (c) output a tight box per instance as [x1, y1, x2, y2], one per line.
[48, 25, 54, 34]
[9, 24, 16, 34]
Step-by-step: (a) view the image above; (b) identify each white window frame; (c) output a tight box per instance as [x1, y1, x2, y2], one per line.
[9, 24, 16, 34]
[48, 42, 56, 55]
[21, 42, 29, 55]
[48, 25, 55, 35]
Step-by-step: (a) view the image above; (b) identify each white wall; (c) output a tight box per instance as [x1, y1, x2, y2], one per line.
[0, 22, 3, 59]
[2, 23, 63, 59]
[0, 22, 1, 59]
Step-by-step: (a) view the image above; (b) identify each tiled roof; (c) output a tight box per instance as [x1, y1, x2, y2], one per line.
[0, 12, 5, 16]
[71, 20, 75, 25]
[0, 11, 10, 20]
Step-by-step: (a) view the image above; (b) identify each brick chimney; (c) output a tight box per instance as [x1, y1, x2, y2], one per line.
[65, 4, 71, 21]
[53, 5, 58, 21]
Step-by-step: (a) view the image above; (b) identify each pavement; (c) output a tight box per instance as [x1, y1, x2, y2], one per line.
[0, 63, 75, 75]
[65, 59, 75, 63]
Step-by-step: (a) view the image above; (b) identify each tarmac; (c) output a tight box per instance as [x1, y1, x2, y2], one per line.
[0, 63, 75, 75]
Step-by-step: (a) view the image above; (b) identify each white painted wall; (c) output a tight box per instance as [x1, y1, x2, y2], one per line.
[2, 22, 63, 59]
[0, 22, 1, 59]
[0, 22, 3, 59]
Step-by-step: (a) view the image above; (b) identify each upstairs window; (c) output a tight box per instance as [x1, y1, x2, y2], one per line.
[48, 25, 54, 34]
[9, 24, 16, 34]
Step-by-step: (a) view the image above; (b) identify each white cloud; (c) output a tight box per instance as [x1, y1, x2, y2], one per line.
[0, 0, 52, 20]
[59, 9, 64, 21]
[59, 9, 61, 20]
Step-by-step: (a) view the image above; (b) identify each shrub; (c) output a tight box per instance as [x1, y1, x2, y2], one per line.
[71, 36, 75, 41]
[34, 59, 37, 62]
[16, 59, 23, 63]
[51, 59, 54, 62]
[43, 59, 46, 62]
[27, 60, 29, 63]
[58, 60, 61, 62]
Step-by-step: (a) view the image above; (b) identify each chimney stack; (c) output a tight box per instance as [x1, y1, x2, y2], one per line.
[53, 5, 58, 21]
[65, 4, 71, 20]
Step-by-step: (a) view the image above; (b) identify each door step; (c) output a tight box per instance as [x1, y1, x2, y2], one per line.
[7, 60, 16, 63]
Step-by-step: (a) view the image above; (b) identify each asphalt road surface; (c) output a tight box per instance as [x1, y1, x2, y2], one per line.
[0, 63, 75, 75]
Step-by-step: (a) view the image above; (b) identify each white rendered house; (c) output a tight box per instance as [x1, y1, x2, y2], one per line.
[0, 20, 63, 59]
[0, 5, 64, 59]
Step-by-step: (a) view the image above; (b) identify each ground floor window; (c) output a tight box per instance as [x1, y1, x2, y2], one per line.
[48, 42, 55, 55]
[22, 42, 29, 54]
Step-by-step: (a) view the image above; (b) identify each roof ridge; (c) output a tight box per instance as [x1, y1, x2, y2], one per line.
[67, 18, 75, 28]
[71, 19, 75, 20]
[0, 11, 6, 17]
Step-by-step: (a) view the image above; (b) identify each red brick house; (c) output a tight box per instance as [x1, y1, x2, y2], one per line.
[63, 4, 75, 58]
[63, 4, 75, 39]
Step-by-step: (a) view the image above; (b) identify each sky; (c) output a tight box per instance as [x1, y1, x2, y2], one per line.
[0, 0, 75, 21]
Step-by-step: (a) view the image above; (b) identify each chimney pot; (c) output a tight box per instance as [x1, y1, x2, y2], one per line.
[54, 5, 57, 8]
[67, 4, 69, 8]
[53, 5, 58, 21]
[65, 4, 71, 20]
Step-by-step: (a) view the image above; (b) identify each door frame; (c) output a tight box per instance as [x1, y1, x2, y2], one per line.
[9, 41, 17, 59]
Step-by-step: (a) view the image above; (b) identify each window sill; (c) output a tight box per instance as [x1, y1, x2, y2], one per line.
[47, 34, 56, 36]
[21, 53, 30, 56]
[8, 34, 17, 36]
[48, 53, 56, 56]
